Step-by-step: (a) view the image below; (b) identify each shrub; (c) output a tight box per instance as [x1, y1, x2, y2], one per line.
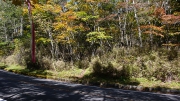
[76, 59, 89, 69]
[168, 49, 178, 61]
[131, 50, 180, 82]
[54, 60, 66, 71]
[121, 65, 132, 79]
[92, 60, 132, 79]
[4, 55, 17, 65]
[92, 60, 103, 76]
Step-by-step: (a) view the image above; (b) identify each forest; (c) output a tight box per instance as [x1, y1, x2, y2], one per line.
[0, 0, 180, 88]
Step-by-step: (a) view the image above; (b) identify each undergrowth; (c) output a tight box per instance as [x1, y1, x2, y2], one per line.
[1, 47, 180, 89]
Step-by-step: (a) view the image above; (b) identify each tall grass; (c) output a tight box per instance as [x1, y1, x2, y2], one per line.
[89, 47, 180, 82]
[3, 46, 180, 83]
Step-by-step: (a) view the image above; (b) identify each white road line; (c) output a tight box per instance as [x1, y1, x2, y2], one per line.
[0, 98, 6, 101]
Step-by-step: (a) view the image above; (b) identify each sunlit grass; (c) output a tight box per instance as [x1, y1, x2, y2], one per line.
[0, 62, 6, 67]
[57, 68, 84, 78]
[0, 62, 3, 66]
[4, 64, 25, 71]
[0, 62, 8, 69]
[0, 64, 180, 90]
[1, 64, 53, 78]
[137, 78, 180, 89]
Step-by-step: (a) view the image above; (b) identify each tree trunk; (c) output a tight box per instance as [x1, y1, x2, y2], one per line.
[20, 17, 23, 36]
[133, 0, 143, 47]
[48, 30, 55, 59]
[3, 23, 8, 42]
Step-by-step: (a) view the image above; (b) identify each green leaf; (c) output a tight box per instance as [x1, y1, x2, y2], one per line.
[37, 37, 50, 44]
[86, 31, 112, 42]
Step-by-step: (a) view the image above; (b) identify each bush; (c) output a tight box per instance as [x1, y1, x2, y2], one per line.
[168, 49, 178, 61]
[121, 65, 132, 79]
[92, 60, 132, 79]
[54, 60, 66, 71]
[131, 50, 180, 82]
[92, 61, 102, 75]
[30, 57, 67, 71]
[76, 59, 89, 69]
[4, 55, 17, 65]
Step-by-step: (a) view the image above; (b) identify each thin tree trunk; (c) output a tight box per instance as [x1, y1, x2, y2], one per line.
[48, 30, 55, 59]
[118, 9, 124, 45]
[20, 17, 23, 36]
[133, 0, 143, 47]
[148, 22, 153, 48]
[125, 0, 128, 46]
[54, 42, 59, 59]
[3, 23, 8, 42]
[13, 19, 16, 40]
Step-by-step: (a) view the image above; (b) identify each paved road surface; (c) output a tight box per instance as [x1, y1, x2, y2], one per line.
[0, 70, 180, 101]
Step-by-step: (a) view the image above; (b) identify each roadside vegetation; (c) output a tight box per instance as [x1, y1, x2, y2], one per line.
[0, 0, 180, 93]
[1, 47, 180, 91]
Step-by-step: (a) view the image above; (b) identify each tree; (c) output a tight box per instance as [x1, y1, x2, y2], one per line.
[0, 0, 23, 41]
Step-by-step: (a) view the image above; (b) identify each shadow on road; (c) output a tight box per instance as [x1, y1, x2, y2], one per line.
[0, 70, 180, 101]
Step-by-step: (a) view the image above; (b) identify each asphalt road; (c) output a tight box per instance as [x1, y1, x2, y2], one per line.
[0, 70, 180, 101]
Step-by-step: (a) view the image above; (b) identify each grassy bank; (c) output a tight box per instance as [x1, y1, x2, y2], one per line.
[0, 63, 180, 92]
